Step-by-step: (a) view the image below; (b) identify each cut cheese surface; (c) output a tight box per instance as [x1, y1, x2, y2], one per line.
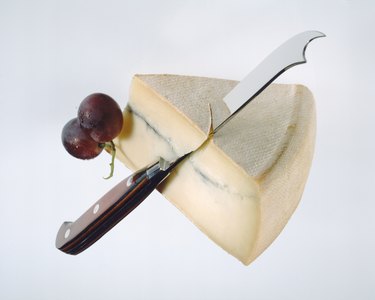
[115, 74, 316, 265]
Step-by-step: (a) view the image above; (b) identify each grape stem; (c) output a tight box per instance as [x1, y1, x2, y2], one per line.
[102, 141, 116, 179]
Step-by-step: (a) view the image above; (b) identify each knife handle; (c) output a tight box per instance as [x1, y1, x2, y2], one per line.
[56, 156, 186, 255]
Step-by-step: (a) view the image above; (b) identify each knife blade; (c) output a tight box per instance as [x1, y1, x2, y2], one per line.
[56, 30, 325, 255]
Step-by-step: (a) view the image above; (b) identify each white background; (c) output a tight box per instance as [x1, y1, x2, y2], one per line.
[1, 0, 374, 299]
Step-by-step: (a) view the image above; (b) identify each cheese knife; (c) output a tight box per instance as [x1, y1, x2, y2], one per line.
[56, 31, 325, 255]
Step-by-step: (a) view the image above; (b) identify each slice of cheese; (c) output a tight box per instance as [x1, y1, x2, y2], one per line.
[115, 74, 315, 265]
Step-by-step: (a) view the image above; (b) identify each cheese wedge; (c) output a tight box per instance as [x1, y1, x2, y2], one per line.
[115, 74, 315, 265]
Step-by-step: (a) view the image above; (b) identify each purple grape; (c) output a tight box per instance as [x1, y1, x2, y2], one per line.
[78, 93, 123, 143]
[62, 118, 103, 159]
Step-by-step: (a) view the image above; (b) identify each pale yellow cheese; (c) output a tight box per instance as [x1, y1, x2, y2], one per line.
[115, 74, 315, 265]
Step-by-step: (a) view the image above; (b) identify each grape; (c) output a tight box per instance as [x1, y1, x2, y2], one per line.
[62, 93, 122, 179]
[62, 118, 103, 159]
[78, 93, 123, 143]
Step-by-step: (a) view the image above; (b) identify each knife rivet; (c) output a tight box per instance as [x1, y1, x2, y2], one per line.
[64, 228, 71, 239]
[93, 204, 100, 214]
[126, 176, 132, 187]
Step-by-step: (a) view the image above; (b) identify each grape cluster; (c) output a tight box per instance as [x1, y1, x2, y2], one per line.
[62, 93, 123, 179]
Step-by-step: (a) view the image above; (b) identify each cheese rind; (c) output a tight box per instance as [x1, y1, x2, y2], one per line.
[115, 74, 315, 265]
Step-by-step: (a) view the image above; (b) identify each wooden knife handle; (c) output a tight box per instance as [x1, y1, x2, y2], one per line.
[56, 158, 180, 255]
